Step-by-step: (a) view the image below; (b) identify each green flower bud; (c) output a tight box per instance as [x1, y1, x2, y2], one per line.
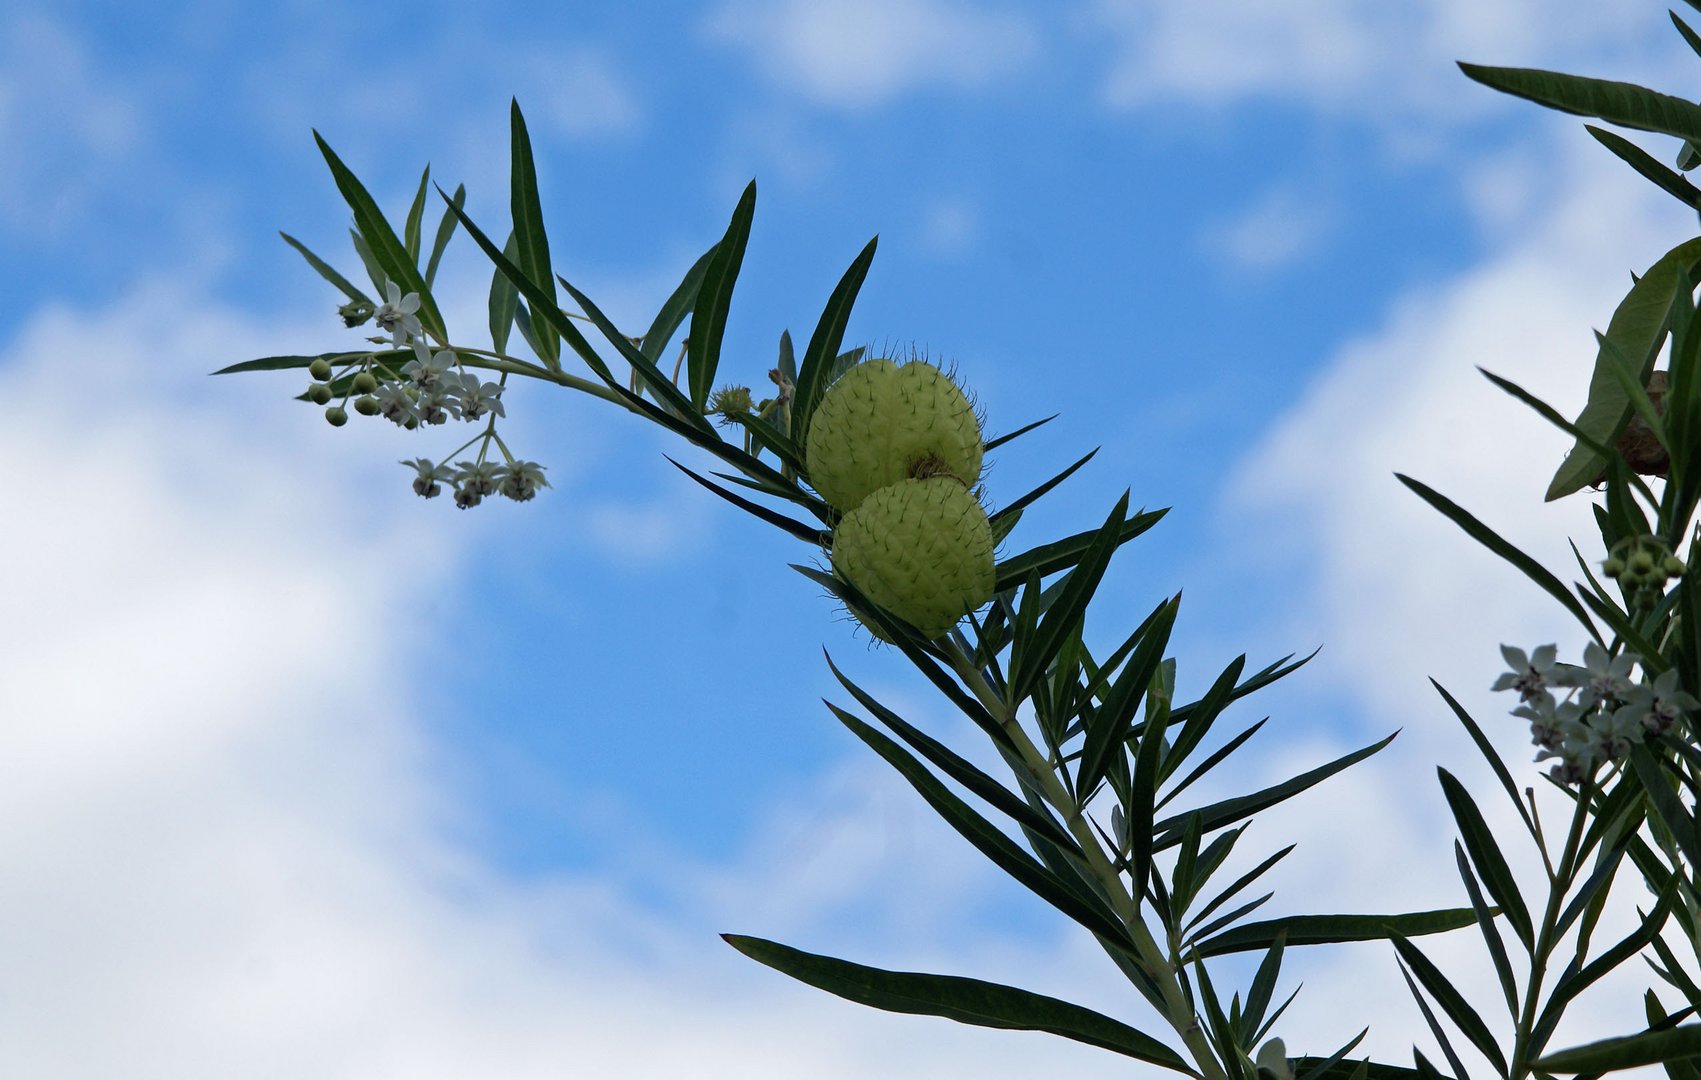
[1602, 557, 1626, 578]
[352, 370, 379, 394]
[1666, 555, 1687, 577]
[1630, 551, 1656, 575]
[308, 358, 334, 381]
[306, 382, 333, 405]
[324, 405, 348, 427]
[353, 394, 381, 416]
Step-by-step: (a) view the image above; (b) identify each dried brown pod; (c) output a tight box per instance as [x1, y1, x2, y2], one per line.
[1593, 369, 1669, 485]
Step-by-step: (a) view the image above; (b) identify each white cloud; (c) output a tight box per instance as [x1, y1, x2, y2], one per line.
[1085, 0, 1671, 145]
[702, 0, 1039, 109]
[512, 47, 644, 140]
[918, 197, 980, 259]
[1204, 185, 1333, 272]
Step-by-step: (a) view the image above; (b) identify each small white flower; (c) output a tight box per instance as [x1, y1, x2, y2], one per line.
[1492, 644, 1562, 702]
[1587, 700, 1645, 762]
[401, 457, 453, 498]
[455, 461, 502, 499]
[1621, 668, 1701, 735]
[1578, 642, 1639, 708]
[456, 377, 505, 421]
[374, 280, 423, 346]
[1515, 696, 1581, 752]
[401, 341, 455, 390]
[374, 383, 417, 425]
[417, 391, 452, 426]
[496, 460, 548, 501]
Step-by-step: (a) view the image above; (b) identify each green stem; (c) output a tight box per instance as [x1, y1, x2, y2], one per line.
[946, 644, 1224, 1080]
[1510, 786, 1591, 1079]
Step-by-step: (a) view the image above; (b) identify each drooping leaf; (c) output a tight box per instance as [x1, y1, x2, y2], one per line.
[718, 936, 1191, 1070]
[1532, 1024, 1701, 1074]
[667, 458, 826, 545]
[213, 350, 398, 376]
[1194, 909, 1478, 957]
[278, 232, 372, 304]
[1587, 126, 1701, 210]
[688, 180, 756, 411]
[1458, 63, 1701, 143]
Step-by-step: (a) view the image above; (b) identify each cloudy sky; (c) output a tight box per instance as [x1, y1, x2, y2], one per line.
[5, 1, 1699, 1076]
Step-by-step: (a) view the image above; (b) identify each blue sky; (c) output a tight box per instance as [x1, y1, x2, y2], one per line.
[5, 1, 1699, 1076]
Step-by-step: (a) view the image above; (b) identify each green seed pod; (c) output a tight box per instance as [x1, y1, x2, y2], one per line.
[324, 405, 349, 427]
[805, 358, 982, 511]
[1602, 557, 1626, 578]
[306, 382, 333, 405]
[831, 477, 995, 640]
[353, 394, 381, 416]
[308, 358, 333, 381]
[352, 370, 379, 394]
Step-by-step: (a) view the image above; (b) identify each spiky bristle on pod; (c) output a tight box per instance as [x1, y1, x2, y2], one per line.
[831, 477, 995, 640]
[805, 358, 983, 512]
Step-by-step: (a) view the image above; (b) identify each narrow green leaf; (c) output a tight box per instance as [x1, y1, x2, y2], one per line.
[1453, 842, 1518, 1021]
[403, 164, 430, 262]
[1010, 492, 1131, 704]
[1169, 649, 1315, 729]
[1630, 744, 1701, 871]
[1195, 909, 1478, 957]
[1675, 11, 1701, 60]
[829, 704, 1134, 947]
[640, 243, 718, 365]
[1533, 1024, 1701, 1074]
[212, 350, 394, 376]
[1597, 329, 1669, 446]
[557, 274, 714, 429]
[1398, 473, 1600, 641]
[1186, 842, 1292, 936]
[1154, 732, 1397, 851]
[792, 235, 877, 449]
[1587, 126, 1701, 210]
[1398, 963, 1472, 1080]
[1160, 718, 1268, 810]
[666, 458, 826, 544]
[278, 232, 372, 304]
[425, 183, 464, 289]
[489, 231, 520, 353]
[1543, 884, 1677, 1036]
[1390, 934, 1509, 1075]
[989, 448, 1098, 527]
[313, 131, 446, 340]
[1541, 237, 1701, 499]
[349, 228, 385, 294]
[688, 180, 757, 411]
[1429, 679, 1536, 838]
[1438, 768, 1534, 952]
[1242, 932, 1286, 1045]
[984, 414, 1058, 452]
[1079, 594, 1177, 799]
[994, 506, 1166, 592]
[1161, 654, 1248, 787]
[509, 100, 559, 366]
[823, 654, 1080, 855]
[1458, 63, 1701, 143]
[723, 935, 1189, 1070]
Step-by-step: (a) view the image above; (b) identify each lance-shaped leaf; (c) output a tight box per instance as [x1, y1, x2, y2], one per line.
[823, 654, 1080, 855]
[1533, 1024, 1701, 1075]
[1537, 883, 1677, 1052]
[1153, 732, 1397, 851]
[348, 227, 385, 294]
[792, 235, 877, 450]
[1588, 126, 1701, 210]
[1161, 654, 1247, 787]
[1185, 842, 1292, 938]
[1398, 474, 1600, 641]
[1162, 719, 1269, 811]
[425, 182, 464, 288]
[985, 414, 1058, 452]
[508, 101, 559, 367]
[557, 275, 713, 429]
[1078, 594, 1177, 800]
[995, 506, 1166, 592]
[829, 704, 1135, 947]
[1459, 63, 1701, 143]
[1242, 932, 1286, 1046]
[1390, 933, 1508, 1076]
[278, 232, 372, 304]
[1539, 237, 1701, 498]
[990, 448, 1099, 528]
[403, 164, 430, 262]
[667, 459, 826, 545]
[1194, 909, 1478, 958]
[1429, 680, 1535, 839]
[723, 935, 1189, 1070]
[213, 349, 400, 376]
[1453, 843, 1517, 1021]
[313, 132, 446, 341]
[1630, 744, 1701, 872]
[1398, 962, 1472, 1080]
[1009, 492, 1130, 704]
[1438, 768, 1533, 952]
[687, 180, 756, 411]
[488, 231, 520, 353]
[640, 243, 718, 366]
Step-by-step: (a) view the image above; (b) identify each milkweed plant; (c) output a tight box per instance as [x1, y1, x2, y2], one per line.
[221, 8, 1701, 1078]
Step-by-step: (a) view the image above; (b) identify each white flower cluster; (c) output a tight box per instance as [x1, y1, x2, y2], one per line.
[1493, 643, 1698, 784]
[315, 279, 548, 507]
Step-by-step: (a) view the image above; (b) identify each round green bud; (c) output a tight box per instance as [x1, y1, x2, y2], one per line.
[805, 358, 982, 512]
[1630, 551, 1656, 575]
[1602, 557, 1626, 578]
[308, 358, 333, 381]
[352, 370, 378, 394]
[353, 394, 381, 416]
[306, 382, 333, 405]
[831, 477, 995, 640]
[324, 405, 348, 427]
[1665, 555, 1687, 577]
